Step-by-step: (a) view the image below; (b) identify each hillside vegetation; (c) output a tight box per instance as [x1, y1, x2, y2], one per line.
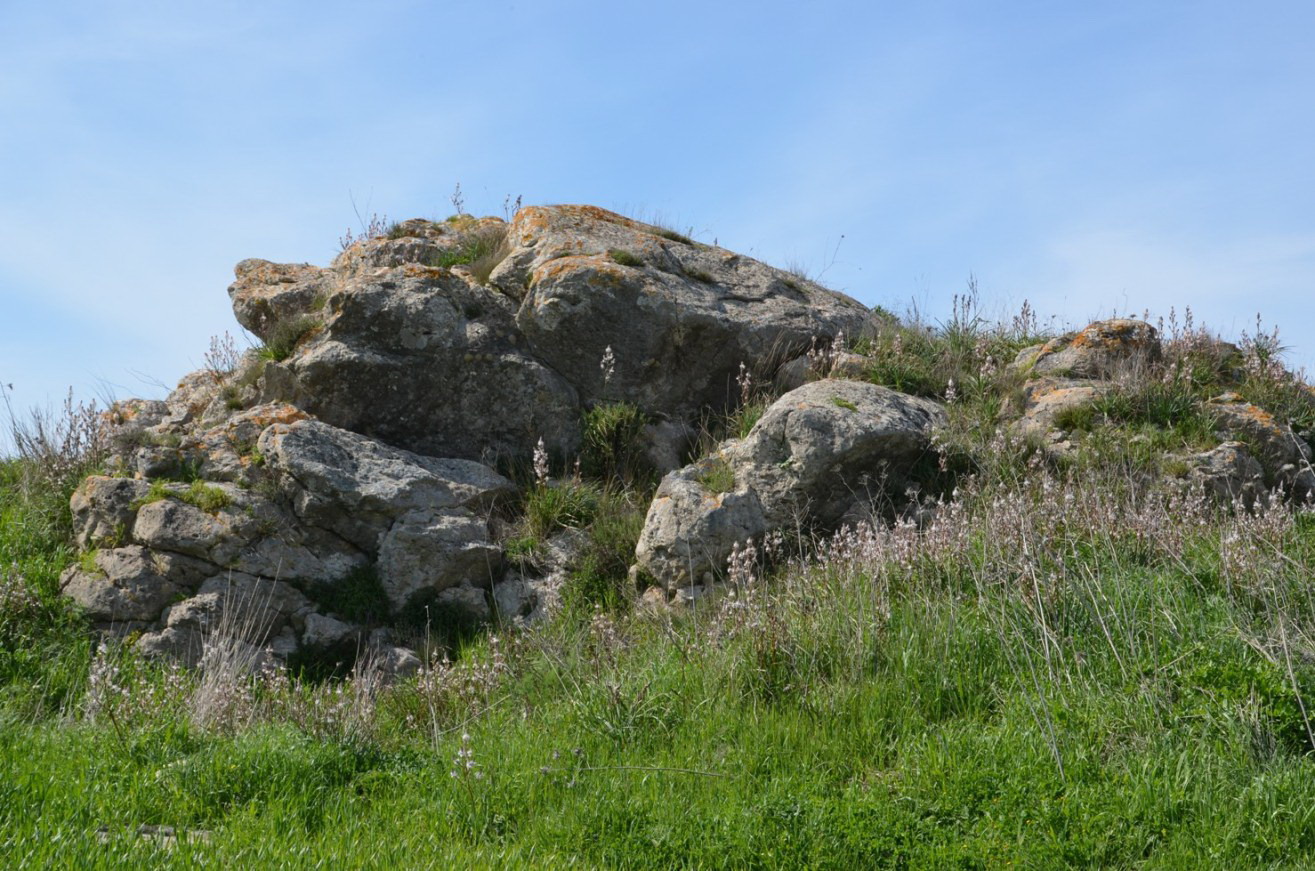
[4, 283, 1315, 867]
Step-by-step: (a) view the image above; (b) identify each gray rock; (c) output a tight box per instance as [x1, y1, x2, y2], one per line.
[1208, 395, 1313, 481]
[373, 644, 423, 678]
[639, 419, 697, 475]
[228, 259, 332, 340]
[376, 509, 502, 612]
[635, 379, 944, 588]
[508, 205, 868, 422]
[492, 571, 563, 625]
[1014, 377, 1112, 440]
[245, 259, 583, 460]
[301, 612, 361, 648]
[1030, 319, 1161, 380]
[260, 418, 515, 552]
[59, 545, 213, 623]
[1185, 442, 1266, 505]
[135, 626, 205, 667]
[434, 582, 492, 621]
[162, 572, 311, 646]
[70, 477, 151, 549]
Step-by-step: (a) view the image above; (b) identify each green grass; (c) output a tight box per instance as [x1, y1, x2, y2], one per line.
[7, 479, 1315, 865]
[695, 457, 735, 493]
[8, 295, 1315, 864]
[831, 396, 858, 411]
[523, 479, 602, 540]
[423, 224, 510, 285]
[257, 314, 320, 363]
[580, 402, 650, 485]
[607, 248, 643, 268]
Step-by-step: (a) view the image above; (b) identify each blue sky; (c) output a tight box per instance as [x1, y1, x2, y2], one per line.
[2, 0, 1313, 425]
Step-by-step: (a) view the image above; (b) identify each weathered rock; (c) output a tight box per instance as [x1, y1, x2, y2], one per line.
[373, 644, 423, 678]
[506, 206, 868, 422]
[301, 612, 361, 648]
[634, 461, 768, 589]
[244, 258, 583, 460]
[639, 419, 697, 474]
[635, 380, 945, 588]
[162, 572, 311, 644]
[260, 418, 515, 552]
[433, 582, 492, 621]
[70, 477, 151, 549]
[59, 546, 213, 624]
[1014, 377, 1112, 439]
[1208, 395, 1311, 471]
[228, 259, 333, 340]
[1184, 441, 1266, 505]
[375, 508, 502, 612]
[1031, 319, 1161, 380]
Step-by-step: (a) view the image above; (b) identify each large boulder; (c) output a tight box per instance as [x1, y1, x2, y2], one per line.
[505, 205, 868, 419]
[1029, 318, 1161, 380]
[634, 379, 945, 589]
[259, 418, 515, 552]
[249, 263, 582, 462]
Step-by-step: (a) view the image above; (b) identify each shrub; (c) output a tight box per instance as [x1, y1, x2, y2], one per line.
[581, 402, 650, 484]
[424, 224, 511, 285]
[524, 479, 602, 540]
[563, 488, 647, 612]
[304, 565, 391, 625]
[695, 457, 735, 493]
[258, 314, 320, 362]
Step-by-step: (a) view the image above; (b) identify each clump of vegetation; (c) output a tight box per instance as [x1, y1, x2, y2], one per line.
[607, 248, 643, 268]
[257, 314, 320, 362]
[304, 564, 391, 625]
[580, 402, 651, 485]
[831, 396, 858, 412]
[695, 456, 736, 493]
[523, 479, 602, 540]
[562, 488, 647, 613]
[423, 223, 511, 285]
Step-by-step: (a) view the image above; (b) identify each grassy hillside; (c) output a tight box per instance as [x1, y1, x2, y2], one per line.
[4, 307, 1315, 867]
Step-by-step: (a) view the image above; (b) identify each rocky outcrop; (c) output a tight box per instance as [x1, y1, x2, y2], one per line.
[634, 379, 945, 590]
[69, 203, 873, 667]
[63, 415, 516, 665]
[227, 205, 867, 461]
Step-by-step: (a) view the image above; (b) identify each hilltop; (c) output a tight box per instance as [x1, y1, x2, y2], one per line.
[3, 205, 1315, 865]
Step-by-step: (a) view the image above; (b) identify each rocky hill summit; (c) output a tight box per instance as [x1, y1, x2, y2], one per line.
[58, 205, 1315, 675]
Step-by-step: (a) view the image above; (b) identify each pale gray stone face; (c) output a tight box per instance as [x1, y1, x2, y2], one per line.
[635, 379, 946, 590]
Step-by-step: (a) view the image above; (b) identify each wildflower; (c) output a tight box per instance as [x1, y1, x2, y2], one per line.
[533, 437, 549, 486]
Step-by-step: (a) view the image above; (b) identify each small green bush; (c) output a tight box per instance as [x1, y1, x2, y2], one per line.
[304, 564, 391, 625]
[831, 396, 858, 412]
[581, 403, 650, 484]
[695, 457, 735, 494]
[258, 314, 320, 362]
[653, 227, 694, 246]
[179, 481, 232, 514]
[524, 480, 602, 540]
[563, 488, 647, 613]
[424, 225, 510, 285]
